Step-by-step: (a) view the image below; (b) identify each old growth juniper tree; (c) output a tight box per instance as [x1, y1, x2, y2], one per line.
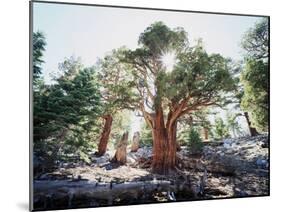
[120, 22, 235, 174]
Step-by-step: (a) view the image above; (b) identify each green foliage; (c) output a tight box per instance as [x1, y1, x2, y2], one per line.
[33, 31, 46, 80]
[110, 110, 132, 148]
[226, 113, 242, 138]
[241, 18, 269, 132]
[140, 122, 153, 146]
[33, 57, 102, 166]
[241, 60, 268, 131]
[166, 41, 236, 103]
[177, 126, 190, 146]
[187, 128, 203, 154]
[138, 21, 188, 55]
[97, 48, 140, 115]
[121, 22, 236, 118]
[241, 18, 269, 60]
[32, 22, 249, 171]
[213, 117, 230, 140]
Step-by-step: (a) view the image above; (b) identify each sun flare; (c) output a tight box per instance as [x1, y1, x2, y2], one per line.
[161, 51, 177, 72]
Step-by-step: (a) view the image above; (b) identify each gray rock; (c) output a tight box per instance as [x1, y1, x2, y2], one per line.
[223, 138, 234, 149]
[219, 152, 225, 157]
[104, 164, 113, 170]
[256, 158, 268, 169]
[91, 153, 111, 166]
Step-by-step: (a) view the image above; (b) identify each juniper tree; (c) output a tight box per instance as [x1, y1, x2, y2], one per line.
[120, 22, 236, 174]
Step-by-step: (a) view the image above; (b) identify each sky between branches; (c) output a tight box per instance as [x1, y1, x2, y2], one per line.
[33, 2, 263, 136]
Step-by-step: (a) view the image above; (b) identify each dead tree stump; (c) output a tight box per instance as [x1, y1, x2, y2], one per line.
[112, 132, 128, 164]
[131, 131, 140, 152]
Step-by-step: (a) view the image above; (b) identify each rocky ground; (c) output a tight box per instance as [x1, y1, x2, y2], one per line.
[33, 135, 269, 210]
[178, 134, 269, 198]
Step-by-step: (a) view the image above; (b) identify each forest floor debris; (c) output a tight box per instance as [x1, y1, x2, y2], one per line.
[34, 135, 269, 210]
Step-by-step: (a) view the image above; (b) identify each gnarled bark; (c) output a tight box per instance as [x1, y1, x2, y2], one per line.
[131, 132, 140, 152]
[167, 121, 177, 170]
[152, 106, 177, 174]
[96, 115, 113, 156]
[112, 131, 128, 165]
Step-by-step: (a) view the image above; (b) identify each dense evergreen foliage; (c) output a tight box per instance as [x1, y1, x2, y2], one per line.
[213, 117, 230, 140]
[241, 19, 269, 132]
[33, 39, 102, 166]
[33, 31, 46, 81]
[187, 128, 203, 154]
[226, 113, 242, 138]
[140, 122, 153, 147]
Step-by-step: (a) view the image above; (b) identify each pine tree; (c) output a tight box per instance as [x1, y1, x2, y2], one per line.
[33, 57, 102, 165]
[241, 18, 269, 132]
[33, 31, 46, 80]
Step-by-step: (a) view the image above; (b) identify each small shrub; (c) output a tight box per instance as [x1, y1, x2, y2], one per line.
[188, 128, 204, 154]
[140, 122, 153, 147]
[214, 117, 230, 140]
[140, 138, 153, 147]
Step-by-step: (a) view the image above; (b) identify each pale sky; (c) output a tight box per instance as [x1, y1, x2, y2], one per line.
[33, 2, 263, 137]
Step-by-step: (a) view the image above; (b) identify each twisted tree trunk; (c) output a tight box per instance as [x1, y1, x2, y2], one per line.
[167, 121, 177, 169]
[152, 107, 177, 174]
[96, 115, 113, 156]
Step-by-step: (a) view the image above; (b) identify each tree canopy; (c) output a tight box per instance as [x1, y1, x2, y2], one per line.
[241, 18, 269, 132]
[121, 22, 236, 129]
[33, 56, 102, 165]
[96, 48, 140, 114]
[118, 21, 237, 173]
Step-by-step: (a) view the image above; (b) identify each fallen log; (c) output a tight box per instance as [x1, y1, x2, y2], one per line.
[34, 179, 175, 202]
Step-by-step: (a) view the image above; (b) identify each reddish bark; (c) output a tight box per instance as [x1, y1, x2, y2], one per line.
[172, 122, 181, 151]
[151, 106, 177, 174]
[167, 121, 177, 169]
[95, 115, 113, 156]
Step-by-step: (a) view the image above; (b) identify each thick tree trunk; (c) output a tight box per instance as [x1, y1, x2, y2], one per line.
[96, 115, 113, 156]
[152, 107, 167, 174]
[167, 122, 177, 169]
[112, 131, 128, 165]
[244, 112, 259, 136]
[152, 107, 177, 174]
